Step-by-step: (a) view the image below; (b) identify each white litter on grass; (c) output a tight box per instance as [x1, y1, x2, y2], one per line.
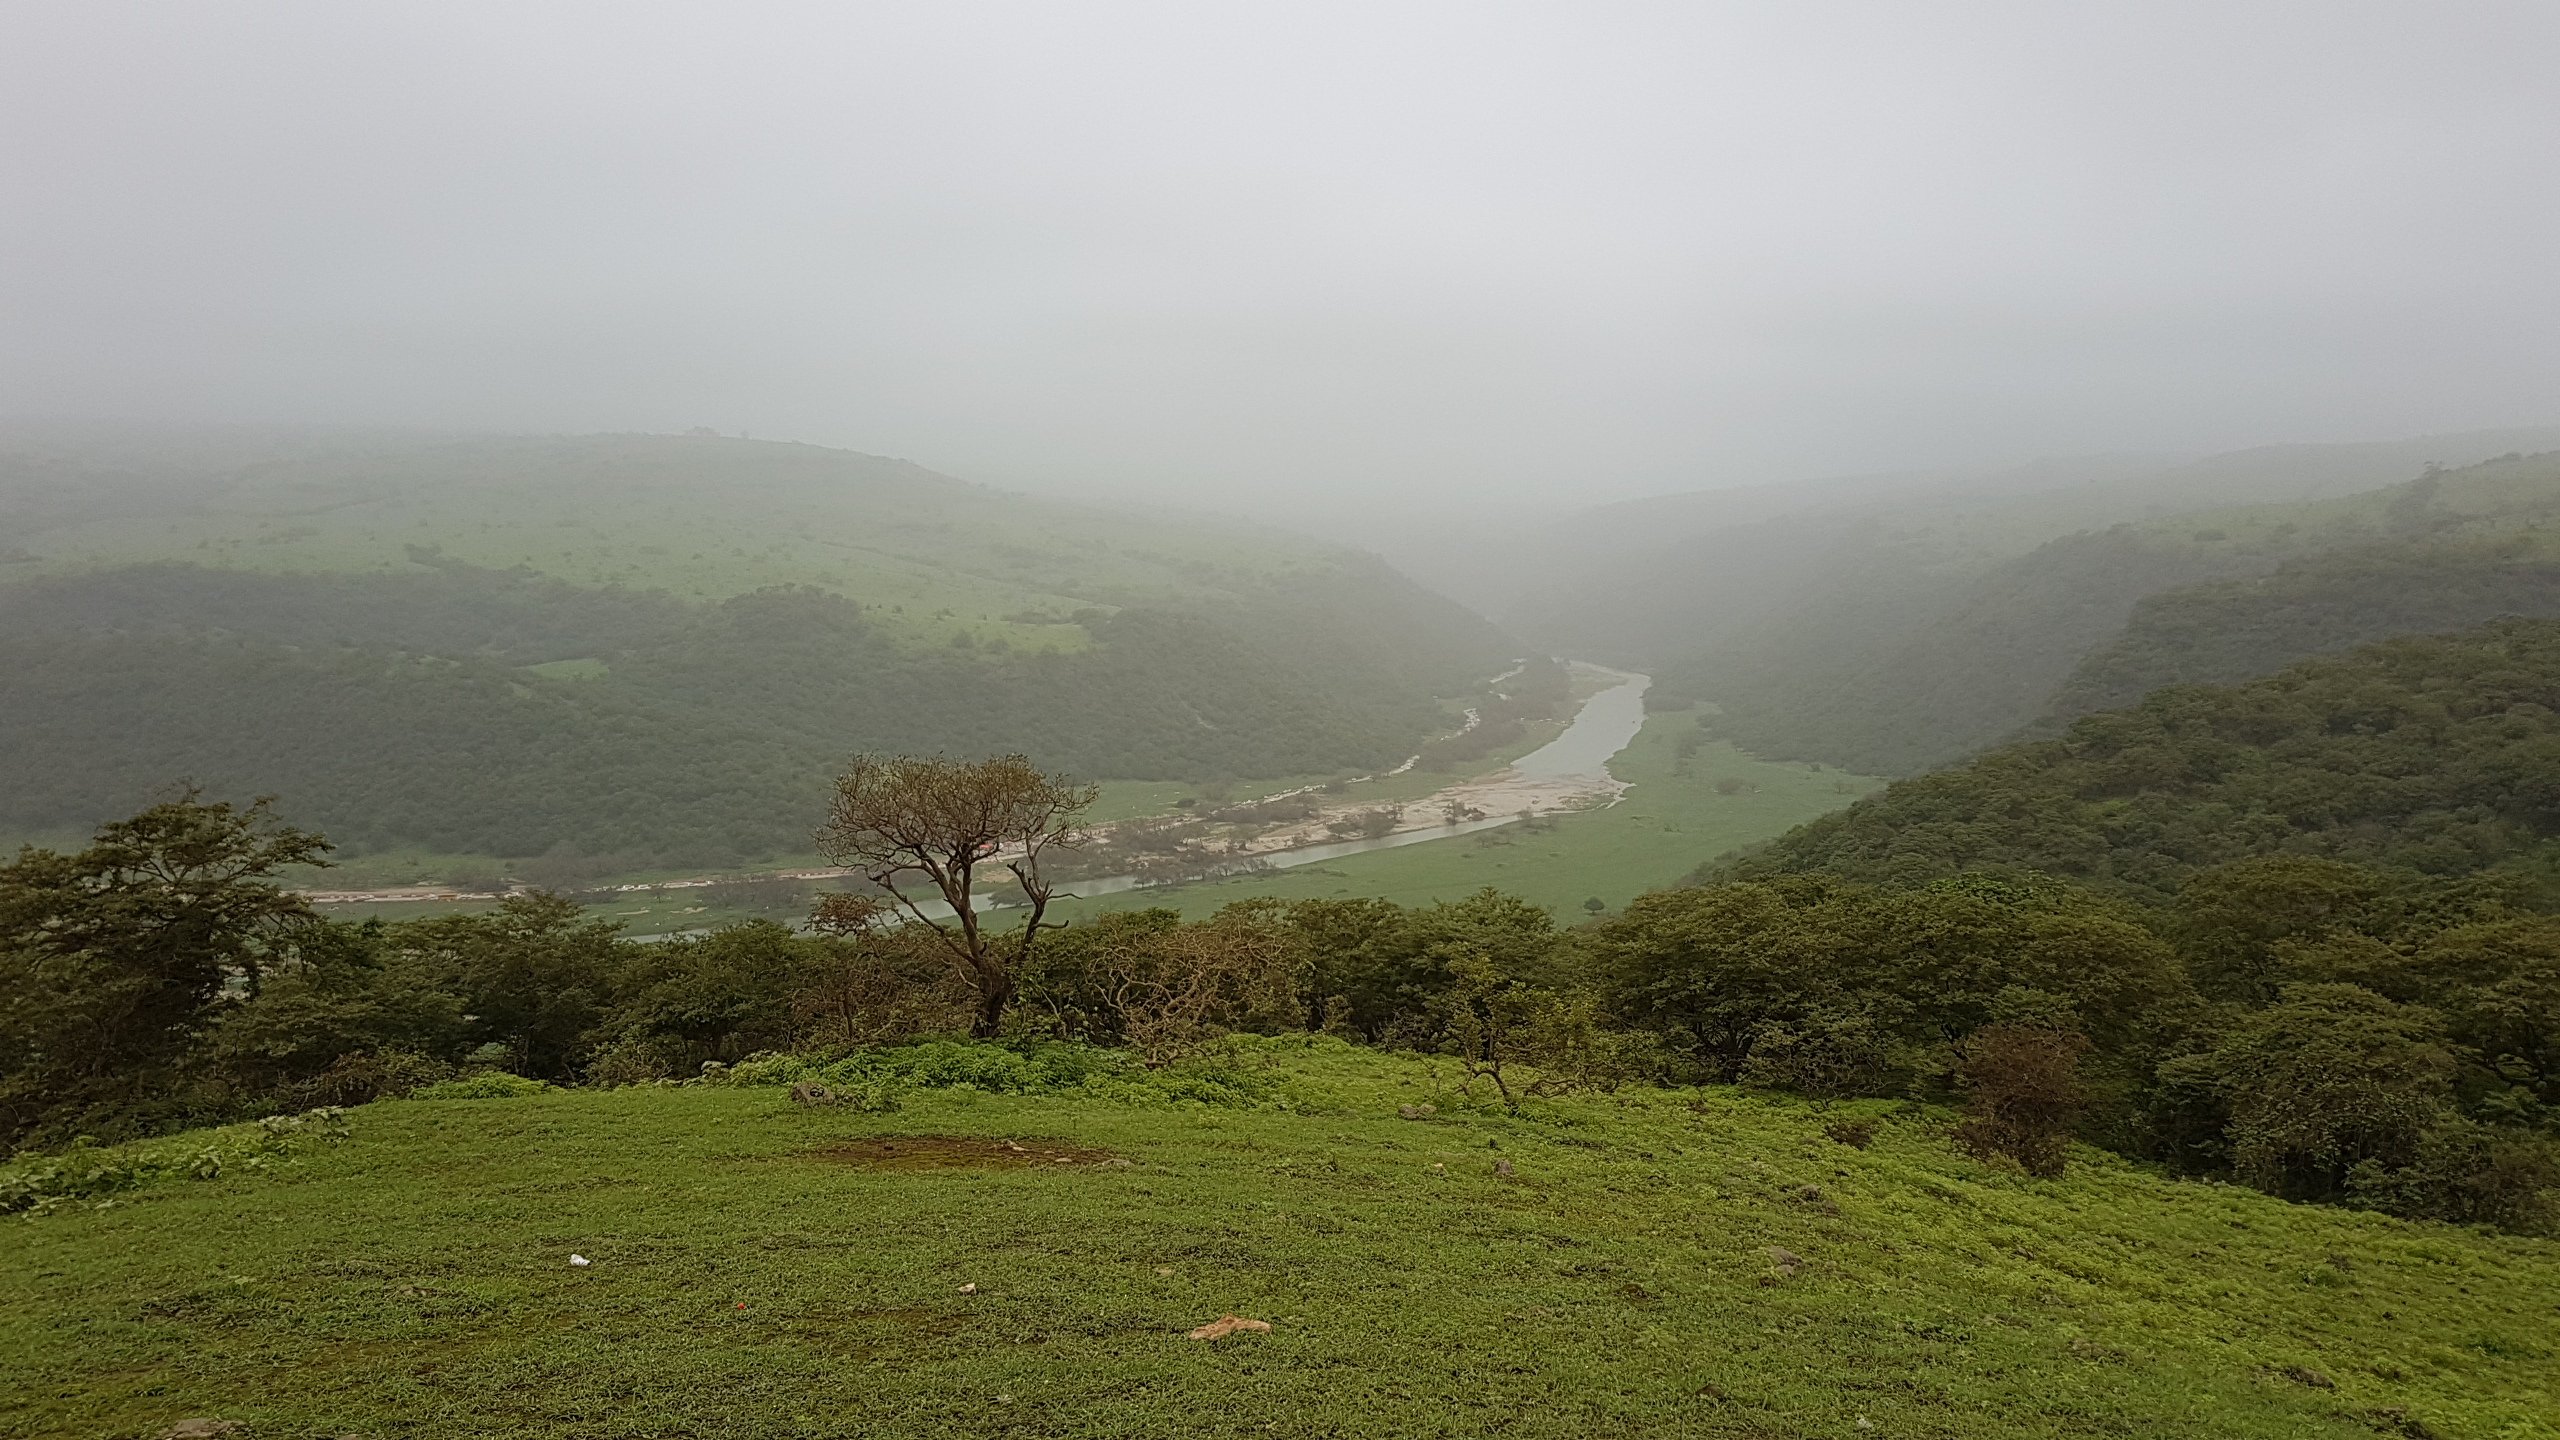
[569, 1254, 591, 1267]
[957, 1282, 978, 1294]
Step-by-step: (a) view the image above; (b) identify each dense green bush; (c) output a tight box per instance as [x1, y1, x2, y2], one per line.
[408, 1073, 553, 1101]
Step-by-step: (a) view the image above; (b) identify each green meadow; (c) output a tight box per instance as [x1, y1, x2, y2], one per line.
[6, 1039, 2551, 1440]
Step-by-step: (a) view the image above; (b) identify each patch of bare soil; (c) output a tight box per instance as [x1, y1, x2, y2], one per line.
[812, 1135, 1123, 1170]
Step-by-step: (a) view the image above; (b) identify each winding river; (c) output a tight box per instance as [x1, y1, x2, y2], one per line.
[615, 661, 1651, 933]
[975, 661, 1652, 912]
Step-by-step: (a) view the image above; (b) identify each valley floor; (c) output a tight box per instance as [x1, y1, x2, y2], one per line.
[1052, 707, 1877, 921]
[7, 1041, 2553, 1439]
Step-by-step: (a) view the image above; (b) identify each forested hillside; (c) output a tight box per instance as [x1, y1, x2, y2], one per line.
[0, 429, 1516, 865]
[1713, 618, 2560, 899]
[2045, 533, 2560, 724]
[1507, 426, 2560, 665]
[1654, 525, 2271, 774]
[1658, 448, 2560, 774]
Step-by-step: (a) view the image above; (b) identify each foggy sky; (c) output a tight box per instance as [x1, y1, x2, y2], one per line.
[5, 2, 2559, 518]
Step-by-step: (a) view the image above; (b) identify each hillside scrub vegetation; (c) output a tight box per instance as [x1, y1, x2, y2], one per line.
[1649, 450, 2560, 775]
[11, 775, 2555, 1237]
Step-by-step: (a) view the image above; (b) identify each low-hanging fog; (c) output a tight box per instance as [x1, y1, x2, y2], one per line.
[5, 1, 2559, 525]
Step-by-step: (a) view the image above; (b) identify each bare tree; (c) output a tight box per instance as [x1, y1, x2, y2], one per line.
[810, 753, 1097, 1037]
[1093, 917, 1305, 1068]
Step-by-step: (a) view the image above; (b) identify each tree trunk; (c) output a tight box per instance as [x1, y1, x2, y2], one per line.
[970, 969, 1013, 1039]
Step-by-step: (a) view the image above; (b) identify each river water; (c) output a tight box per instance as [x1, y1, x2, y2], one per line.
[1513, 663, 1650, 781]
[970, 661, 1651, 912]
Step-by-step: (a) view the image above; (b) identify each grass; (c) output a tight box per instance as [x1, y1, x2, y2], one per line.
[5, 1039, 2553, 1439]
[1055, 711, 1879, 921]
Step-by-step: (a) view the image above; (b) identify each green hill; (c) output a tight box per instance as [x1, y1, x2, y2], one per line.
[1656, 524, 2273, 775]
[1714, 617, 2560, 900]
[0, 425, 1361, 650]
[0, 428, 1515, 867]
[7, 1042, 2554, 1440]
[1510, 427, 2560, 668]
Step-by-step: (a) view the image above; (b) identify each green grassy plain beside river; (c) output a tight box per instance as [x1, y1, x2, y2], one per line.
[1053, 710, 1881, 922]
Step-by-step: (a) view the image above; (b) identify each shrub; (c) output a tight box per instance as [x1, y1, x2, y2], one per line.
[1740, 1008, 1895, 1105]
[409, 1072, 553, 1101]
[0, 1107, 350, 1216]
[2344, 1116, 2559, 1233]
[787, 927, 974, 1048]
[716, 1039, 1288, 1109]
[1085, 916, 1305, 1067]
[1823, 1117, 1877, 1149]
[277, 1049, 458, 1109]
[583, 1034, 688, 1088]
[1954, 1024, 2089, 1178]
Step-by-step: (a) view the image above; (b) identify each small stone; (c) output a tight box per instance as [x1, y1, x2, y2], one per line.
[957, 1282, 978, 1295]
[788, 1080, 836, 1107]
[568, 1254, 590, 1267]
[1493, 1159, 1516, 1179]
[1397, 1103, 1437, 1119]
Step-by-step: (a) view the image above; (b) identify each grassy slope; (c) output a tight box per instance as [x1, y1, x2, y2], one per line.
[6, 1042, 2554, 1440]
[1052, 712, 1880, 922]
[1, 431, 1347, 653]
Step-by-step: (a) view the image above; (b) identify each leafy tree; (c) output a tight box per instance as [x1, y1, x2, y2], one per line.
[1297, 888, 1565, 1041]
[591, 920, 806, 1080]
[2410, 917, 2560, 1118]
[1429, 955, 1636, 1112]
[198, 919, 470, 1105]
[1739, 1006, 1897, 1106]
[0, 791, 327, 1146]
[393, 892, 630, 1080]
[2191, 984, 2457, 1203]
[1591, 873, 2177, 1082]
[2170, 857, 2395, 1003]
